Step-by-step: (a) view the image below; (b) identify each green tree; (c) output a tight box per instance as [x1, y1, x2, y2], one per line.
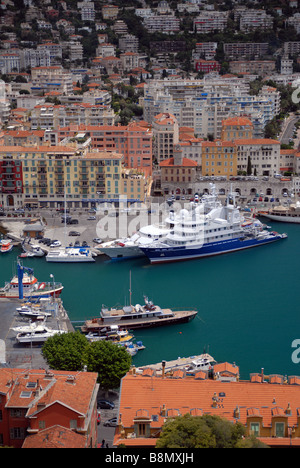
[247, 156, 252, 175]
[42, 331, 89, 371]
[87, 340, 131, 390]
[42, 332, 131, 389]
[156, 414, 268, 449]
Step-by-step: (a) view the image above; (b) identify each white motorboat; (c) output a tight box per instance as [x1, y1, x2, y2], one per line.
[185, 354, 216, 374]
[46, 246, 95, 262]
[17, 305, 52, 319]
[16, 325, 66, 343]
[21, 239, 45, 257]
[98, 223, 171, 260]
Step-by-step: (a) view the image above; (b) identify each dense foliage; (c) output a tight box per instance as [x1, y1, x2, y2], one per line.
[156, 414, 269, 449]
[42, 331, 131, 389]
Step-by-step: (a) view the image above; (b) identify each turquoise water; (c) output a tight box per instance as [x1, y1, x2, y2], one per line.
[1, 220, 299, 380]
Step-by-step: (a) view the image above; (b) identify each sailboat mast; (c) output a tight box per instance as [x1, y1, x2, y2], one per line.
[129, 270, 132, 307]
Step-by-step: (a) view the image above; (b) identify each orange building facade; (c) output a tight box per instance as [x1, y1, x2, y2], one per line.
[56, 123, 153, 176]
[0, 368, 99, 448]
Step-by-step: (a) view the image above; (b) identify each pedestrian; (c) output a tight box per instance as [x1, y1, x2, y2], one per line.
[101, 439, 105, 448]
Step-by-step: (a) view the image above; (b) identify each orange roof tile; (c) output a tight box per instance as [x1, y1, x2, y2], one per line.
[222, 116, 253, 126]
[160, 157, 197, 167]
[235, 138, 280, 145]
[116, 373, 300, 435]
[22, 425, 86, 449]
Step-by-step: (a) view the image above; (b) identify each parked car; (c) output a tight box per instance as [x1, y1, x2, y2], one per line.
[50, 240, 61, 248]
[98, 399, 115, 410]
[93, 238, 102, 244]
[68, 219, 79, 224]
[87, 216, 96, 220]
[103, 417, 117, 427]
[69, 231, 80, 236]
[82, 241, 88, 246]
[97, 410, 101, 425]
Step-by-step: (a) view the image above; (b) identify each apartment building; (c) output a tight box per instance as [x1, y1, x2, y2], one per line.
[160, 145, 198, 195]
[221, 116, 253, 141]
[193, 11, 229, 33]
[0, 368, 99, 448]
[202, 140, 237, 177]
[0, 144, 144, 208]
[236, 138, 281, 176]
[96, 43, 116, 58]
[286, 13, 300, 34]
[102, 4, 119, 20]
[152, 113, 179, 163]
[143, 79, 277, 139]
[56, 122, 153, 175]
[143, 14, 180, 33]
[37, 43, 63, 65]
[283, 41, 300, 55]
[31, 66, 73, 95]
[194, 59, 221, 73]
[223, 43, 269, 60]
[30, 103, 115, 130]
[78, 1, 95, 21]
[3, 129, 45, 146]
[0, 53, 20, 74]
[119, 34, 139, 53]
[238, 9, 273, 32]
[193, 42, 217, 60]
[229, 60, 276, 77]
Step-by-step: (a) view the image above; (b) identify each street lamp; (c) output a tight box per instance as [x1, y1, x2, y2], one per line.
[50, 274, 55, 304]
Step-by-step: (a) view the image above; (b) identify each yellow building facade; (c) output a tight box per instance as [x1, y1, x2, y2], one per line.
[202, 140, 237, 176]
[0, 145, 150, 209]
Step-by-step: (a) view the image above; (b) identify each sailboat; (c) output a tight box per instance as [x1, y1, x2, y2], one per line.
[46, 190, 95, 263]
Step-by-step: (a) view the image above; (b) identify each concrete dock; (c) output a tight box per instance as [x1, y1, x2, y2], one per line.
[0, 297, 74, 369]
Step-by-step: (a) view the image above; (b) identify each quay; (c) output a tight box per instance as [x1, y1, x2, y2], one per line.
[0, 297, 74, 369]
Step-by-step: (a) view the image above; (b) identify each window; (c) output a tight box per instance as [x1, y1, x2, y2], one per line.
[138, 423, 146, 436]
[275, 422, 285, 438]
[250, 422, 260, 437]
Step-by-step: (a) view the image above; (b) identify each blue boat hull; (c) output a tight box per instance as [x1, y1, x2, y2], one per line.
[140, 234, 286, 264]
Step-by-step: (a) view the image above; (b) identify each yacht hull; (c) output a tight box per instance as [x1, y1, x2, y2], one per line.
[99, 246, 144, 260]
[141, 233, 286, 264]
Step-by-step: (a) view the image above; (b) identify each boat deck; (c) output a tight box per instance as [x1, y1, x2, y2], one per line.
[82, 309, 197, 331]
[135, 353, 216, 375]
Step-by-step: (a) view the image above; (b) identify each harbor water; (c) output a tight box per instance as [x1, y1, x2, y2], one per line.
[0, 219, 299, 380]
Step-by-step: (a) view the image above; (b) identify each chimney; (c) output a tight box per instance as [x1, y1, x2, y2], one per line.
[162, 360, 166, 379]
[286, 403, 292, 415]
[261, 368, 264, 382]
[234, 406, 240, 419]
[212, 392, 218, 408]
[161, 404, 167, 417]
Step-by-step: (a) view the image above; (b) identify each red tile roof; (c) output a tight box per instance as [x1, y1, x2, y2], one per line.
[160, 157, 197, 167]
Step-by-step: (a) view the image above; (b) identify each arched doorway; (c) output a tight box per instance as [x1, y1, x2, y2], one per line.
[266, 188, 272, 195]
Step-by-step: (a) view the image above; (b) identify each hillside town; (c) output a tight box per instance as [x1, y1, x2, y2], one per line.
[1, 0, 300, 450]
